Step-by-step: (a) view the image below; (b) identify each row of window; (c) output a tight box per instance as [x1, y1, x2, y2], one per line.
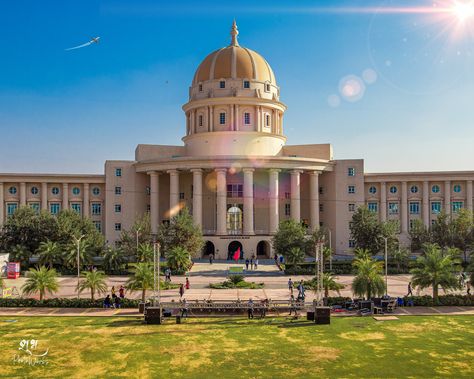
[215, 112, 271, 126]
[4, 202, 105, 216]
[367, 201, 464, 214]
[198, 80, 270, 92]
[368, 184, 463, 195]
[6, 186, 102, 196]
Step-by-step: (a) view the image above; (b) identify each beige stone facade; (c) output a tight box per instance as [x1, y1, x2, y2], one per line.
[1, 23, 473, 258]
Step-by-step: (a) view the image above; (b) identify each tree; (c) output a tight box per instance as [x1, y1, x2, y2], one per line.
[392, 247, 410, 272]
[450, 209, 474, 262]
[9, 244, 32, 266]
[63, 239, 94, 271]
[77, 270, 108, 300]
[352, 256, 386, 299]
[118, 213, 152, 260]
[125, 263, 154, 302]
[431, 212, 454, 249]
[0, 275, 4, 289]
[409, 219, 432, 252]
[350, 207, 383, 255]
[136, 243, 154, 263]
[410, 243, 460, 301]
[21, 266, 59, 301]
[157, 208, 204, 258]
[272, 219, 309, 259]
[285, 247, 305, 265]
[101, 246, 125, 274]
[313, 272, 345, 298]
[165, 246, 192, 272]
[36, 240, 62, 268]
[354, 248, 372, 260]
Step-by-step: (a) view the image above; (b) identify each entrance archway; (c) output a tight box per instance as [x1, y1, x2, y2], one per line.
[227, 241, 243, 260]
[257, 240, 270, 257]
[202, 241, 215, 257]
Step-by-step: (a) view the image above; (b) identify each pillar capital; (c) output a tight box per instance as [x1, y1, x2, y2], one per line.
[190, 168, 203, 173]
[215, 168, 227, 173]
[290, 169, 303, 175]
[242, 168, 255, 173]
[147, 171, 160, 177]
[268, 168, 281, 174]
[167, 169, 179, 175]
[309, 170, 322, 176]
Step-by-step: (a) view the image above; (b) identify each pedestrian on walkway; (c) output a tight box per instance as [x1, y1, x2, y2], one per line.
[250, 257, 254, 270]
[288, 278, 293, 295]
[111, 286, 116, 298]
[179, 284, 185, 298]
[114, 295, 121, 309]
[247, 298, 254, 319]
[254, 258, 258, 270]
[209, 253, 214, 265]
[103, 295, 111, 308]
[185, 277, 190, 290]
[245, 258, 250, 270]
[467, 281, 471, 296]
[165, 268, 171, 282]
[119, 285, 125, 299]
[181, 299, 188, 319]
[407, 281, 413, 296]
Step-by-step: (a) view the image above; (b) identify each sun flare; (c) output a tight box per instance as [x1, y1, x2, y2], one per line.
[452, 0, 474, 22]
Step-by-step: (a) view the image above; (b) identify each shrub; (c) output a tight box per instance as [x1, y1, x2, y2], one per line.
[0, 297, 140, 308]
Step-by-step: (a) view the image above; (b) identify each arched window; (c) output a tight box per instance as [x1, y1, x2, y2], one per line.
[227, 205, 242, 235]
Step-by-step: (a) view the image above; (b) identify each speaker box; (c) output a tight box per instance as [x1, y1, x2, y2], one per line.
[307, 311, 315, 321]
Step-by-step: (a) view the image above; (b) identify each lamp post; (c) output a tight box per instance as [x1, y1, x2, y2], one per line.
[73, 234, 85, 299]
[383, 236, 388, 296]
[328, 228, 332, 272]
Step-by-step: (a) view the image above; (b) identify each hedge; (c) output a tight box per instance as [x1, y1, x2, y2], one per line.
[284, 261, 411, 275]
[402, 294, 474, 307]
[0, 297, 140, 308]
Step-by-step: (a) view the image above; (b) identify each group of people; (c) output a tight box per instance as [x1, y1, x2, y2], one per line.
[287, 278, 306, 301]
[179, 278, 190, 298]
[103, 285, 125, 308]
[247, 298, 269, 319]
[245, 255, 259, 270]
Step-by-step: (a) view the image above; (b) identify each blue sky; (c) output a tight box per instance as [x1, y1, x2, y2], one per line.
[1, 0, 473, 174]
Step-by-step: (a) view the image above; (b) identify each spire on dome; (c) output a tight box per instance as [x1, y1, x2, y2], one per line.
[230, 20, 239, 46]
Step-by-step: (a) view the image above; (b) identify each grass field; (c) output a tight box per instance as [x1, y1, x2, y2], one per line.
[1, 315, 473, 378]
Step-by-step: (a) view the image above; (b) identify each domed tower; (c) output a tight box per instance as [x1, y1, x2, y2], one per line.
[182, 21, 287, 157]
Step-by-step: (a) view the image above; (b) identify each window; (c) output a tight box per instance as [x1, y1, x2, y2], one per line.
[7, 203, 18, 216]
[115, 186, 122, 195]
[409, 201, 420, 214]
[319, 186, 324, 195]
[8, 186, 17, 195]
[348, 167, 355, 176]
[349, 240, 356, 248]
[198, 83, 203, 92]
[115, 168, 122, 177]
[219, 80, 225, 88]
[368, 202, 378, 212]
[452, 201, 463, 213]
[114, 204, 121, 213]
[265, 114, 270, 126]
[92, 187, 100, 196]
[389, 186, 398, 194]
[227, 184, 243, 198]
[410, 185, 419, 194]
[93, 221, 101, 233]
[72, 187, 80, 195]
[388, 202, 399, 214]
[71, 203, 81, 215]
[285, 203, 291, 216]
[50, 203, 60, 215]
[31, 186, 39, 195]
[453, 184, 461, 193]
[52, 187, 60, 195]
[198, 115, 203, 127]
[91, 203, 102, 216]
[348, 185, 355, 194]
[179, 192, 185, 200]
[114, 223, 122, 231]
[432, 185, 440, 193]
[284, 192, 291, 199]
[369, 186, 377, 194]
[244, 112, 251, 125]
[29, 202, 40, 214]
[348, 203, 355, 212]
[319, 203, 324, 212]
[409, 219, 416, 231]
[265, 83, 270, 92]
[431, 201, 441, 214]
[219, 112, 226, 125]
[243, 80, 250, 89]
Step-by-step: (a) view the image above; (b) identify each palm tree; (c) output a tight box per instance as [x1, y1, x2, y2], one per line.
[136, 243, 153, 263]
[21, 266, 59, 301]
[125, 262, 153, 302]
[321, 272, 345, 298]
[102, 247, 125, 274]
[63, 239, 93, 271]
[286, 247, 305, 265]
[77, 270, 108, 300]
[352, 256, 386, 299]
[36, 240, 62, 269]
[410, 243, 460, 301]
[392, 248, 410, 272]
[165, 246, 191, 272]
[10, 244, 31, 266]
[354, 248, 372, 260]
[0, 275, 4, 289]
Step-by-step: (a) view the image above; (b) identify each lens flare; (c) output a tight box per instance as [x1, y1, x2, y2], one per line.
[452, 0, 474, 22]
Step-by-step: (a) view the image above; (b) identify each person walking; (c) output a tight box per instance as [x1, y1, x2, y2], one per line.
[288, 278, 293, 293]
[119, 285, 125, 299]
[247, 298, 254, 319]
[111, 286, 116, 298]
[185, 277, 190, 290]
[179, 284, 185, 298]
[245, 258, 250, 270]
[254, 258, 258, 270]
[181, 299, 189, 319]
[209, 253, 214, 265]
[250, 257, 254, 270]
[407, 281, 413, 296]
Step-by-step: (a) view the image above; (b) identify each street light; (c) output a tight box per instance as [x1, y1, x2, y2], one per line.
[383, 236, 388, 296]
[73, 234, 85, 299]
[327, 228, 332, 272]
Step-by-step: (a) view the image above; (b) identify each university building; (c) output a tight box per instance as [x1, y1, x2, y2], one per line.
[1, 23, 473, 258]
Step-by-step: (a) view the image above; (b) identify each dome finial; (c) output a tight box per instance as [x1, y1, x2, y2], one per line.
[230, 20, 239, 46]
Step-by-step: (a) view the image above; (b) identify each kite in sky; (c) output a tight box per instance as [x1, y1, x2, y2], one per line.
[65, 37, 100, 51]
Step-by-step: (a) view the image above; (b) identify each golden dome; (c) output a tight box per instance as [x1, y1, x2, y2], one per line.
[192, 21, 276, 85]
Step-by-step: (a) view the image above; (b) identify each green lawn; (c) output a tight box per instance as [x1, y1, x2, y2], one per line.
[1, 315, 473, 378]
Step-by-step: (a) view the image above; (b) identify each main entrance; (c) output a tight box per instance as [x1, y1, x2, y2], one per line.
[227, 240, 243, 259]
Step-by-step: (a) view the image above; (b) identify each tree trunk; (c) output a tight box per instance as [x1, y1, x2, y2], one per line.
[91, 288, 95, 301]
[325, 286, 329, 298]
[142, 288, 146, 302]
[433, 283, 438, 303]
[40, 291, 43, 301]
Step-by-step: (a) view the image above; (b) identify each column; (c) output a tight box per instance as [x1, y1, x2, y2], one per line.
[243, 168, 255, 235]
[309, 171, 320, 230]
[271, 110, 276, 133]
[62, 183, 69, 211]
[168, 170, 179, 218]
[256, 106, 261, 132]
[20, 182, 26, 207]
[401, 181, 408, 233]
[191, 169, 203, 227]
[422, 181, 430, 227]
[149, 172, 160, 234]
[380, 182, 387, 222]
[290, 170, 301, 222]
[83, 183, 90, 218]
[467, 180, 473, 211]
[269, 169, 280, 234]
[445, 180, 451, 215]
[216, 169, 227, 235]
[0, 183, 4, 225]
[209, 106, 214, 132]
[235, 105, 240, 131]
[230, 105, 235, 131]
[190, 111, 195, 134]
[41, 182, 48, 210]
